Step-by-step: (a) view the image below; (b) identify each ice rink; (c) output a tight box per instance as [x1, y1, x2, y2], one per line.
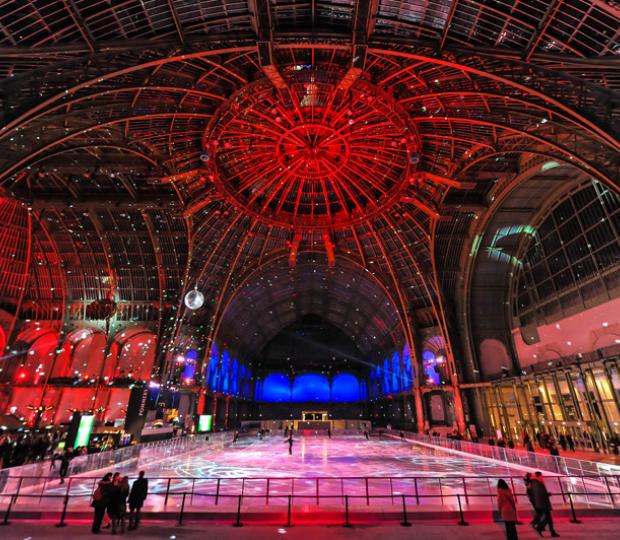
[4, 434, 616, 514]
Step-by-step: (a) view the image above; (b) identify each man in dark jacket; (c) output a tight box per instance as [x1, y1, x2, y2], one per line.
[91, 473, 113, 533]
[531, 472, 559, 537]
[59, 449, 72, 484]
[524, 473, 537, 525]
[128, 471, 148, 530]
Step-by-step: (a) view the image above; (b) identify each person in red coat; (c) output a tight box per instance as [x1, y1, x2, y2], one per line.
[497, 479, 519, 540]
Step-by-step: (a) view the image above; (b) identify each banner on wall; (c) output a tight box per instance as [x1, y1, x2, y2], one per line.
[66, 412, 95, 448]
[124, 386, 149, 441]
[197, 414, 213, 432]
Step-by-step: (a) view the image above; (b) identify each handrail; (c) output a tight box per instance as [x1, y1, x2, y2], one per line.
[2, 471, 617, 517]
[399, 431, 620, 477]
[0, 488, 615, 528]
[4, 473, 620, 481]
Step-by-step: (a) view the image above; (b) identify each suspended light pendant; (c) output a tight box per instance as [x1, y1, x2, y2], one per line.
[184, 288, 205, 310]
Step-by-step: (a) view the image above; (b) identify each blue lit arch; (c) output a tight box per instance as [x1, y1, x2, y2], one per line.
[261, 373, 291, 401]
[403, 344, 413, 390]
[206, 344, 219, 391]
[391, 352, 401, 394]
[331, 373, 361, 401]
[292, 373, 330, 402]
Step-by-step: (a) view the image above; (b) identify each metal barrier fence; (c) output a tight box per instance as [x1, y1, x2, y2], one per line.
[1, 472, 619, 512]
[0, 487, 615, 529]
[0, 434, 226, 496]
[400, 431, 620, 480]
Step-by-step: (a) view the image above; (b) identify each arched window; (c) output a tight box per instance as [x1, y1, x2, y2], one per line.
[391, 352, 401, 394]
[230, 357, 239, 395]
[220, 351, 231, 393]
[331, 373, 361, 401]
[514, 180, 620, 325]
[206, 344, 219, 391]
[402, 344, 413, 390]
[261, 373, 291, 402]
[382, 358, 390, 394]
[292, 374, 330, 402]
[112, 328, 156, 381]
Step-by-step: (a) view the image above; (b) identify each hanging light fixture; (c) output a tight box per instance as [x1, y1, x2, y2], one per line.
[184, 288, 205, 310]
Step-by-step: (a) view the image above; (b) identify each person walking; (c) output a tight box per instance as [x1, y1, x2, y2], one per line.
[524, 473, 538, 525]
[566, 433, 575, 452]
[558, 434, 567, 452]
[525, 438, 535, 452]
[91, 473, 113, 533]
[128, 471, 148, 530]
[531, 472, 559, 537]
[59, 449, 71, 484]
[497, 479, 519, 540]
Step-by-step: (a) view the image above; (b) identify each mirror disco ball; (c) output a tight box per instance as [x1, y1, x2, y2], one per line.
[184, 289, 205, 310]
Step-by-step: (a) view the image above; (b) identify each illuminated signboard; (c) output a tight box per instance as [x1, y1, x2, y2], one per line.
[198, 414, 213, 433]
[74, 414, 95, 448]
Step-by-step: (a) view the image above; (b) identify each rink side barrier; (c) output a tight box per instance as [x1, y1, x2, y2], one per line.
[0, 487, 619, 528]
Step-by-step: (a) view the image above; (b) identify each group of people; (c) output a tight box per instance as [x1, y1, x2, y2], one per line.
[496, 471, 559, 539]
[1, 431, 123, 471]
[91, 471, 148, 534]
[0, 432, 60, 468]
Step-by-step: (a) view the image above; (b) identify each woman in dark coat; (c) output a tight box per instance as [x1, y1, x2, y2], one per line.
[107, 474, 128, 534]
[91, 473, 113, 533]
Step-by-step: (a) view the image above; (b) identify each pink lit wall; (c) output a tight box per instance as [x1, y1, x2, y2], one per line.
[512, 296, 620, 368]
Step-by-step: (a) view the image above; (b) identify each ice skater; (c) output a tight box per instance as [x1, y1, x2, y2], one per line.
[363, 429, 369, 440]
[327, 427, 332, 439]
[286, 434, 294, 455]
[232, 430, 239, 444]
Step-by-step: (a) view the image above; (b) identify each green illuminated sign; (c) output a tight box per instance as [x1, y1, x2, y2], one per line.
[198, 414, 213, 433]
[74, 414, 95, 448]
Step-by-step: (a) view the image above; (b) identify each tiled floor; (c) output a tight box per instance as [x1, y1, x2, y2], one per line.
[1, 518, 618, 540]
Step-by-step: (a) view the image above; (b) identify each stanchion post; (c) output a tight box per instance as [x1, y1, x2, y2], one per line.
[568, 493, 582, 524]
[400, 494, 412, 527]
[56, 494, 69, 527]
[233, 495, 243, 527]
[344, 495, 352, 528]
[215, 478, 221, 506]
[604, 477, 614, 508]
[287, 495, 292, 527]
[457, 494, 469, 526]
[179, 493, 186, 526]
[164, 478, 171, 507]
[557, 477, 566, 504]
[1, 494, 16, 526]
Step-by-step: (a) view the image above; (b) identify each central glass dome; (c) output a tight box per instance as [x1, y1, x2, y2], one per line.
[204, 69, 419, 230]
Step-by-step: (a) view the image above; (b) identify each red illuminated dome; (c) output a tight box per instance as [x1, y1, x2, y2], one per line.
[205, 72, 419, 229]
